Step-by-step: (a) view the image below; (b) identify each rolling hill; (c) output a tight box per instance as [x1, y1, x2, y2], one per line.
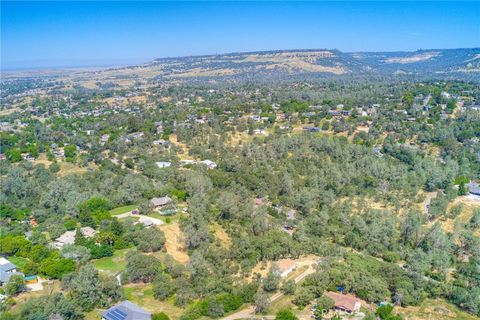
[2, 48, 479, 84]
[95, 48, 480, 83]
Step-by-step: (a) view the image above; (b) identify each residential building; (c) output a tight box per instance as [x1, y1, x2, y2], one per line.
[276, 259, 297, 277]
[253, 128, 267, 135]
[324, 291, 361, 314]
[200, 160, 217, 169]
[150, 196, 173, 209]
[139, 217, 154, 228]
[53, 227, 97, 248]
[303, 126, 321, 133]
[102, 300, 151, 320]
[0, 257, 24, 285]
[156, 161, 172, 168]
[467, 182, 480, 197]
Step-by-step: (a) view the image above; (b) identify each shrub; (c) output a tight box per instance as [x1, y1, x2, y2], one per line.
[275, 309, 298, 320]
[153, 312, 171, 320]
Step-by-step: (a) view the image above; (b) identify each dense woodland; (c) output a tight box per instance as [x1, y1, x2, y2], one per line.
[0, 77, 479, 320]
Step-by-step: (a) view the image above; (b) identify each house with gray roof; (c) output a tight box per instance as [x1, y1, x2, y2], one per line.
[0, 257, 24, 285]
[467, 182, 480, 197]
[150, 196, 172, 209]
[102, 300, 151, 320]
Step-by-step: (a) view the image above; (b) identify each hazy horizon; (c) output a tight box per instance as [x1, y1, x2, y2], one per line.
[3, 46, 480, 72]
[2, 1, 479, 70]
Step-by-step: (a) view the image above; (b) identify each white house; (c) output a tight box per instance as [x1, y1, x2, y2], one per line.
[200, 160, 217, 169]
[156, 161, 172, 168]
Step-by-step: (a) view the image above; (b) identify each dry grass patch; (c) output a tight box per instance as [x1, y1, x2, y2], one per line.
[159, 221, 189, 264]
[211, 223, 232, 248]
[31, 154, 96, 177]
[441, 196, 480, 234]
[227, 131, 253, 146]
[267, 294, 295, 315]
[57, 161, 96, 177]
[169, 134, 191, 156]
[121, 283, 184, 319]
[396, 298, 479, 320]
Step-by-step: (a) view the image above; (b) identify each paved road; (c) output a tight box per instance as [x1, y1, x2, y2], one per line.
[222, 257, 319, 320]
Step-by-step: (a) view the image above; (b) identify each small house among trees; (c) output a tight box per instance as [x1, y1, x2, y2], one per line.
[275, 259, 297, 278]
[102, 300, 151, 320]
[150, 196, 173, 209]
[324, 291, 361, 314]
[0, 257, 24, 285]
[53, 227, 97, 248]
[467, 182, 480, 197]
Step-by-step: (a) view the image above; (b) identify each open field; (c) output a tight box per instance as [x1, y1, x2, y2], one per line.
[110, 205, 138, 216]
[93, 248, 132, 274]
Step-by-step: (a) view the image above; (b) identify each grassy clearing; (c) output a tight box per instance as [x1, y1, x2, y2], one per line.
[149, 211, 168, 220]
[57, 161, 96, 177]
[84, 310, 103, 320]
[396, 298, 479, 320]
[267, 294, 295, 315]
[123, 284, 184, 319]
[93, 248, 131, 274]
[110, 205, 138, 216]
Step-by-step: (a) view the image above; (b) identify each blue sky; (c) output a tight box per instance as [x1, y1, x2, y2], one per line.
[1, 1, 479, 70]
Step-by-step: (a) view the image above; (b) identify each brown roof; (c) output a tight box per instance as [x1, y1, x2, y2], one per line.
[324, 291, 360, 312]
[277, 259, 297, 273]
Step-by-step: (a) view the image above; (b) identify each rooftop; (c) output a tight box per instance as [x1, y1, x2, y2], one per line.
[277, 258, 297, 273]
[102, 300, 151, 320]
[467, 182, 480, 195]
[324, 291, 361, 312]
[151, 196, 172, 207]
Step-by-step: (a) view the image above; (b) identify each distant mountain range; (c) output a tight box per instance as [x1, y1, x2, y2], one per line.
[4, 48, 479, 83]
[128, 48, 479, 81]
